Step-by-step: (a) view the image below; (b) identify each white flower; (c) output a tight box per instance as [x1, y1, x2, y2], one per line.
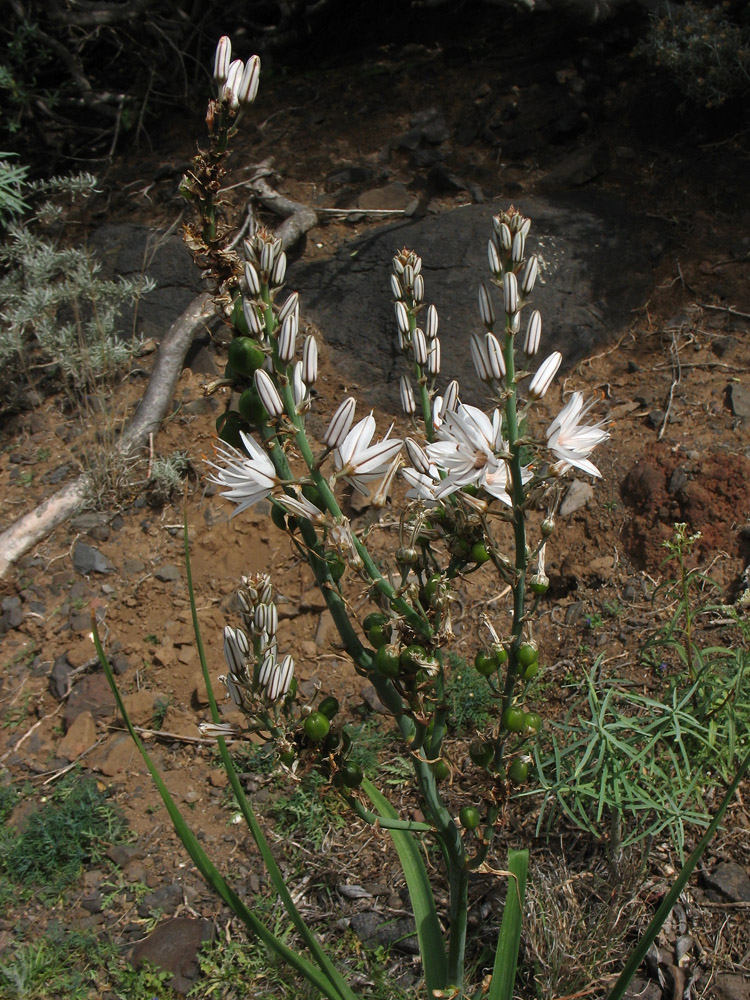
[546, 392, 609, 478]
[426, 404, 513, 504]
[334, 413, 403, 493]
[208, 431, 278, 514]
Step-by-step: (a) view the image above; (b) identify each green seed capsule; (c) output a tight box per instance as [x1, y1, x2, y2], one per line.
[474, 650, 499, 677]
[318, 696, 340, 720]
[459, 806, 481, 830]
[303, 712, 330, 742]
[508, 758, 529, 784]
[469, 740, 494, 768]
[228, 337, 265, 377]
[517, 642, 539, 669]
[501, 708, 525, 733]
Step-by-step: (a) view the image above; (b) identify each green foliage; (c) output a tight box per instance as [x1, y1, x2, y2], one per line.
[531, 525, 750, 856]
[445, 654, 495, 733]
[147, 451, 191, 504]
[271, 771, 345, 849]
[0, 169, 153, 410]
[636, 2, 750, 108]
[0, 153, 28, 225]
[0, 772, 128, 898]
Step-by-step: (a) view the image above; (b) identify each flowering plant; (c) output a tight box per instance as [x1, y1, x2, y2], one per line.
[96, 36, 750, 1000]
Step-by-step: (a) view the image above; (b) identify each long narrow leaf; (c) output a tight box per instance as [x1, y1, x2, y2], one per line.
[488, 849, 529, 1000]
[93, 625, 343, 1000]
[183, 523, 357, 1000]
[608, 746, 750, 1000]
[361, 777, 448, 994]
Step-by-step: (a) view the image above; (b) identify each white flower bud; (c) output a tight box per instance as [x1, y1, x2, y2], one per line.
[277, 314, 297, 363]
[443, 379, 459, 412]
[258, 650, 275, 689]
[244, 262, 261, 296]
[391, 274, 403, 301]
[292, 361, 306, 408]
[324, 397, 356, 448]
[223, 59, 244, 106]
[254, 368, 284, 417]
[395, 301, 410, 335]
[278, 291, 299, 324]
[237, 55, 260, 107]
[511, 230, 525, 264]
[413, 273, 424, 303]
[243, 299, 264, 336]
[485, 332, 506, 379]
[271, 251, 287, 287]
[529, 351, 562, 399]
[399, 375, 416, 415]
[405, 437, 431, 475]
[413, 327, 428, 366]
[478, 284, 495, 328]
[270, 654, 294, 701]
[521, 255, 538, 296]
[223, 625, 249, 675]
[403, 264, 414, 288]
[214, 36, 232, 85]
[470, 332, 490, 382]
[494, 218, 512, 250]
[426, 303, 439, 340]
[488, 239, 502, 276]
[260, 241, 275, 273]
[392, 256, 404, 276]
[412, 255, 422, 275]
[503, 272, 519, 315]
[302, 335, 318, 385]
[524, 310, 542, 356]
[427, 338, 441, 376]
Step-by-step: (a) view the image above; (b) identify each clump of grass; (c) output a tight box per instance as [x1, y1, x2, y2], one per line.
[146, 450, 191, 505]
[0, 771, 128, 898]
[445, 654, 495, 733]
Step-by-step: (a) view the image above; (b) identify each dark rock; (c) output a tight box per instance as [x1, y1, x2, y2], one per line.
[107, 843, 145, 867]
[702, 861, 750, 903]
[63, 673, 116, 727]
[668, 466, 689, 494]
[729, 384, 750, 419]
[49, 654, 73, 700]
[43, 463, 72, 485]
[70, 611, 93, 632]
[291, 194, 668, 411]
[137, 883, 184, 918]
[350, 910, 419, 955]
[73, 541, 114, 575]
[1, 595, 21, 612]
[81, 891, 104, 914]
[154, 564, 181, 582]
[713, 974, 750, 1000]
[647, 409, 666, 430]
[111, 652, 131, 676]
[130, 916, 214, 995]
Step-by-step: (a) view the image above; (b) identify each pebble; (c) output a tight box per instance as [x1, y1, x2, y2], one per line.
[72, 541, 114, 575]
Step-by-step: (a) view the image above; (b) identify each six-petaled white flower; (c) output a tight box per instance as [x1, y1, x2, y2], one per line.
[546, 392, 609, 478]
[426, 404, 515, 504]
[334, 413, 403, 494]
[208, 431, 278, 515]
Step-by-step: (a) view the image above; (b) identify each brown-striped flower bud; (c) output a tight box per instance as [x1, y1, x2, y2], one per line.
[237, 55, 260, 107]
[470, 332, 490, 382]
[390, 274, 403, 301]
[413, 327, 428, 366]
[478, 284, 495, 328]
[254, 368, 284, 417]
[214, 37, 232, 86]
[426, 304, 439, 340]
[521, 255, 539, 296]
[395, 301, 410, 336]
[427, 338, 441, 376]
[302, 335, 318, 385]
[399, 376, 416, 415]
[485, 332, 506, 379]
[488, 239, 502, 276]
[511, 230, 525, 264]
[278, 291, 299, 324]
[524, 310, 542, 356]
[244, 262, 261, 296]
[529, 351, 562, 399]
[277, 314, 297, 363]
[270, 251, 287, 287]
[324, 397, 356, 448]
[503, 272, 519, 315]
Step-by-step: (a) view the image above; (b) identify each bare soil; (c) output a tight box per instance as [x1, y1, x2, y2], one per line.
[1, 10, 750, 999]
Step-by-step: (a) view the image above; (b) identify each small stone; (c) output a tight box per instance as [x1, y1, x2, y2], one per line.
[49, 654, 73, 700]
[208, 769, 228, 788]
[111, 651, 131, 676]
[729, 384, 750, 419]
[58, 711, 97, 761]
[155, 564, 181, 582]
[73, 542, 114, 575]
[713, 974, 750, 1000]
[350, 911, 419, 955]
[63, 673, 116, 727]
[96, 735, 141, 778]
[565, 601, 584, 625]
[702, 861, 750, 903]
[559, 480, 594, 516]
[138, 884, 183, 918]
[130, 917, 214, 995]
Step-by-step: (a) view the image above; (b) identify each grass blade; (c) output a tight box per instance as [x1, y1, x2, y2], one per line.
[361, 777, 448, 994]
[488, 849, 529, 1000]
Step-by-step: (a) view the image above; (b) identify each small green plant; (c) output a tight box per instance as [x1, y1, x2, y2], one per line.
[271, 771, 346, 850]
[0, 152, 28, 225]
[445, 654, 495, 733]
[0, 771, 128, 898]
[147, 450, 191, 504]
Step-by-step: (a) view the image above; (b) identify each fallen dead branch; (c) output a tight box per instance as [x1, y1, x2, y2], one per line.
[0, 181, 318, 579]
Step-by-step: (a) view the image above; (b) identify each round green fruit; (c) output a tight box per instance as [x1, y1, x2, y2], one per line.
[523, 661, 540, 681]
[318, 696, 340, 720]
[376, 644, 401, 678]
[523, 712, 542, 734]
[433, 759, 450, 781]
[470, 541, 490, 565]
[517, 642, 539, 669]
[217, 410, 247, 449]
[469, 740, 494, 768]
[303, 712, 330, 743]
[228, 337, 265, 377]
[400, 644, 427, 669]
[501, 707, 526, 733]
[493, 645, 509, 665]
[237, 386, 265, 424]
[341, 763, 364, 789]
[508, 758, 529, 784]
[459, 806, 481, 830]
[474, 650, 499, 677]
[363, 612, 388, 633]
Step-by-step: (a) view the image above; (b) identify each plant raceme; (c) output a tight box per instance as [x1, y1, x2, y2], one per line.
[97, 35, 750, 1000]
